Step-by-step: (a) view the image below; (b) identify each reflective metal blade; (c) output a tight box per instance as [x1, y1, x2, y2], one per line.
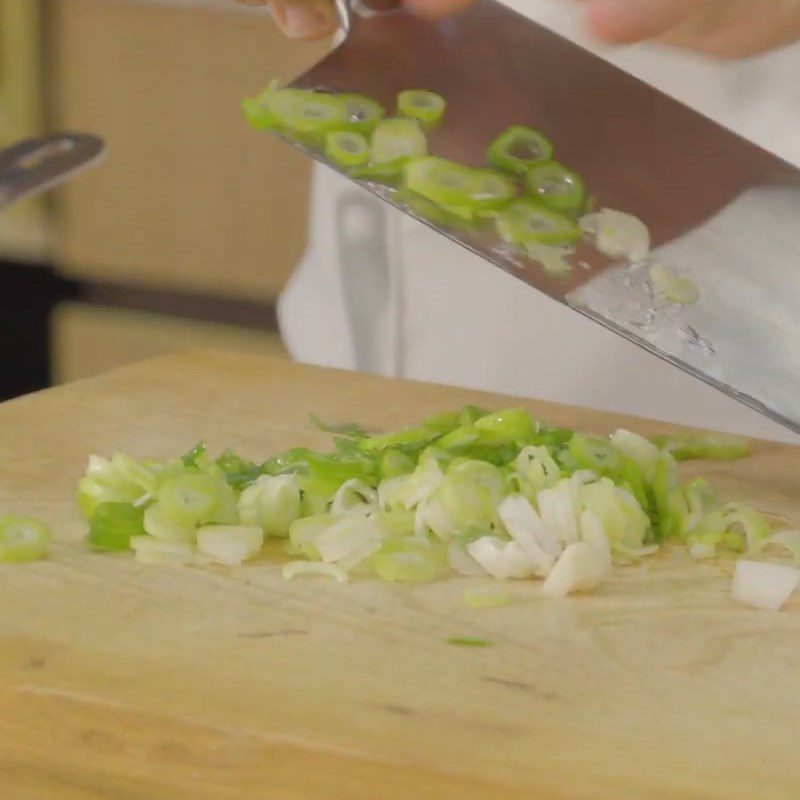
[283, 0, 800, 433]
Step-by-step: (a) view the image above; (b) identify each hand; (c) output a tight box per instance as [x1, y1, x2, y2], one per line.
[235, 0, 472, 40]
[581, 0, 800, 58]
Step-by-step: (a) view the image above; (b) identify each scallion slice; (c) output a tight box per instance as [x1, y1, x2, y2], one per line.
[0, 516, 51, 563]
[488, 125, 554, 175]
[158, 473, 226, 527]
[404, 157, 474, 207]
[244, 84, 348, 136]
[526, 161, 586, 215]
[196, 525, 264, 566]
[404, 157, 515, 215]
[325, 130, 370, 168]
[370, 117, 428, 169]
[652, 433, 749, 461]
[649, 265, 700, 305]
[338, 93, 385, 134]
[470, 168, 517, 210]
[371, 539, 445, 582]
[131, 536, 195, 565]
[397, 89, 446, 125]
[495, 199, 580, 247]
[87, 502, 144, 552]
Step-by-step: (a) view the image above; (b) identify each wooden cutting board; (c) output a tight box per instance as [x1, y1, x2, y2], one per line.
[1, 350, 798, 800]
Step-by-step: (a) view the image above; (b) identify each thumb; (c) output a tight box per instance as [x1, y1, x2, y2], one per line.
[268, 0, 339, 39]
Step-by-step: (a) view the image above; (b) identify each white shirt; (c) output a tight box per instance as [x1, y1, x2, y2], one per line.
[278, 0, 800, 442]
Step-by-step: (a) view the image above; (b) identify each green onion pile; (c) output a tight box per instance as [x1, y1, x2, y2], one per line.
[69, 408, 800, 601]
[242, 82, 673, 281]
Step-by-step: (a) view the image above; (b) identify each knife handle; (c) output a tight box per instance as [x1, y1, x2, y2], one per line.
[0, 133, 106, 210]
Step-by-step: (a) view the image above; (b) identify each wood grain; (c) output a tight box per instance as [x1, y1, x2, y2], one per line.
[0, 350, 798, 799]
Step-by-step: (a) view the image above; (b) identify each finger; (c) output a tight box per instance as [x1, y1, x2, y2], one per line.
[659, 0, 800, 58]
[403, 0, 477, 21]
[268, 0, 338, 39]
[582, 0, 702, 43]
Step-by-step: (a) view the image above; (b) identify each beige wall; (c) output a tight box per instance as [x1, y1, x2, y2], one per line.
[47, 0, 326, 301]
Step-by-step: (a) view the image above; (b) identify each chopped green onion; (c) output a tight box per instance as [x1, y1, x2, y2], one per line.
[196, 525, 264, 566]
[88, 502, 144, 552]
[524, 243, 574, 276]
[649, 265, 700, 305]
[370, 117, 427, 169]
[287, 513, 330, 559]
[310, 415, 367, 438]
[78, 401, 775, 603]
[325, 130, 370, 168]
[349, 162, 408, 182]
[242, 81, 348, 136]
[158, 473, 228, 527]
[379, 449, 416, 479]
[404, 157, 515, 216]
[397, 189, 476, 230]
[143, 503, 196, 543]
[397, 89, 446, 125]
[215, 450, 260, 488]
[470, 169, 517, 210]
[181, 442, 207, 468]
[732, 559, 799, 611]
[579, 209, 650, 262]
[488, 125, 554, 175]
[541, 540, 611, 597]
[495, 199, 580, 247]
[447, 636, 491, 647]
[371, 539, 445, 582]
[338, 93, 385, 134]
[238, 475, 301, 538]
[526, 161, 586, 215]
[0, 516, 51, 563]
[435, 460, 507, 531]
[265, 87, 348, 136]
[76, 454, 154, 519]
[473, 409, 534, 440]
[404, 157, 474, 207]
[131, 536, 194, 565]
[652, 433, 749, 461]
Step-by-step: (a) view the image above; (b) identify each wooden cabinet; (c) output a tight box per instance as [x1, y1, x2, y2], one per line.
[0, 0, 320, 396]
[47, 0, 326, 301]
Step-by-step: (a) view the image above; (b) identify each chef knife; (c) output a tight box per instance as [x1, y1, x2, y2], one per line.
[260, 0, 800, 434]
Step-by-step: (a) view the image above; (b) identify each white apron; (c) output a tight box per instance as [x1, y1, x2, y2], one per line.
[278, 0, 800, 442]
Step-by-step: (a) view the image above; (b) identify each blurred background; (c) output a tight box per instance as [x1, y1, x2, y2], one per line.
[0, 0, 326, 400]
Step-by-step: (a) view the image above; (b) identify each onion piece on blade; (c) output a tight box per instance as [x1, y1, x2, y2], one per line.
[580, 209, 650, 262]
[649, 264, 700, 305]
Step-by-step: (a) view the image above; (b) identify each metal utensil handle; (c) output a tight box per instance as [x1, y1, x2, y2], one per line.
[0, 133, 106, 210]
